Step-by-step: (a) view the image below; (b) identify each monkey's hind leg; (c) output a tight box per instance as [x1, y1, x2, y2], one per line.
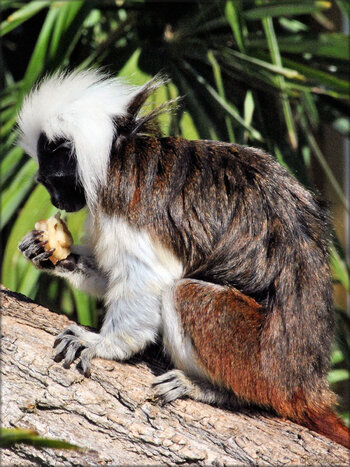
[159, 279, 265, 407]
[153, 369, 233, 405]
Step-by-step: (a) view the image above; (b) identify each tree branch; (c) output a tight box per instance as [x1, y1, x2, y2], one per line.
[1, 285, 349, 466]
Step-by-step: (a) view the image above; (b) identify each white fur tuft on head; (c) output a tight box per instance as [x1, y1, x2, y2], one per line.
[17, 69, 140, 208]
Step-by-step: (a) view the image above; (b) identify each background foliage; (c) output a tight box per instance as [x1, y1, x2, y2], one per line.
[1, 0, 349, 423]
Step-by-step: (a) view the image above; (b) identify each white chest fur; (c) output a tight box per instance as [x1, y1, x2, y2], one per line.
[91, 214, 183, 345]
[93, 214, 183, 299]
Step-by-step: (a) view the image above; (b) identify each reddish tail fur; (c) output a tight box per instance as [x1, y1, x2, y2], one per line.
[280, 400, 350, 449]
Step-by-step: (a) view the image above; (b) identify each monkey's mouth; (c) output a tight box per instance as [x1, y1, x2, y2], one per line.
[51, 197, 86, 213]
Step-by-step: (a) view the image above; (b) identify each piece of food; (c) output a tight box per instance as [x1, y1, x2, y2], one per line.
[35, 213, 73, 265]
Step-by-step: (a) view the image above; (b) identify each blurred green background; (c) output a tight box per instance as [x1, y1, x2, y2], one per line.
[1, 0, 349, 423]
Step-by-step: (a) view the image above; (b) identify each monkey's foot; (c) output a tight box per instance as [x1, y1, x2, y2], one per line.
[153, 370, 231, 405]
[53, 324, 100, 377]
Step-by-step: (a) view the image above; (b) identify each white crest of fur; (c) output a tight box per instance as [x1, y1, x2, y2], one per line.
[17, 69, 139, 208]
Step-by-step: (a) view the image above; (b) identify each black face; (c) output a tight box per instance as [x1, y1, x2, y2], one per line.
[36, 133, 86, 212]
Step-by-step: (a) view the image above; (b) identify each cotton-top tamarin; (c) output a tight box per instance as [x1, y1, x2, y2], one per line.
[17, 70, 349, 448]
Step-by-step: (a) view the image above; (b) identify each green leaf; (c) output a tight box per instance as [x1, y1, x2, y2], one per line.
[207, 50, 235, 142]
[0, 1, 51, 37]
[2, 185, 56, 294]
[301, 116, 349, 212]
[331, 349, 344, 366]
[22, 5, 60, 93]
[225, 0, 246, 52]
[66, 208, 88, 244]
[259, 11, 298, 149]
[48, 1, 93, 67]
[118, 48, 151, 84]
[72, 289, 97, 327]
[328, 368, 350, 384]
[249, 33, 350, 60]
[244, 1, 331, 20]
[330, 247, 350, 293]
[225, 48, 305, 80]
[0, 159, 37, 230]
[183, 61, 263, 141]
[171, 66, 218, 140]
[0, 147, 24, 185]
[179, 111, 200, 141]
[0, 427, 80, 450]
[302, 91, 319, 128]
[278, 17, 308, 33]
[335, 0, 350, 19]
[278, 55, 350, 94]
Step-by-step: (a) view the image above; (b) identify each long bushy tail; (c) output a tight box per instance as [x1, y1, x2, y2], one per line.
[299, 406, 350, 449]
[278, 393, 350, 449]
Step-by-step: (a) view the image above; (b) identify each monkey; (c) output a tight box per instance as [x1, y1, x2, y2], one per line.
[17, 70, 349, 449]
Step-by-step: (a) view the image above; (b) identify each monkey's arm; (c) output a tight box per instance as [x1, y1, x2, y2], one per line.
[18, 231, 107, 298]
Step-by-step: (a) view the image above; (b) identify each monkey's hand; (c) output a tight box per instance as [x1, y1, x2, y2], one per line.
[18, 230, 56, 271]
[19, 230, 78, 272]
[19, 233, 107, 297]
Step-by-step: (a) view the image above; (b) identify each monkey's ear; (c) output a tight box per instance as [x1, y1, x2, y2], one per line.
[126, 74, 168, 118]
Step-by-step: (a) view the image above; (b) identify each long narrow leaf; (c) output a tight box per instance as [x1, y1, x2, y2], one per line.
[207, 50, 235, 142]
[0, 427, 80, 450]
[48, 1, 92, 67]
[72, 289, 97, 327]
[0, 147, 24, 185]
[0, 159, 37, 229]
[225, 0, 246, 52]
[0, 1, 51, 37]
[171, 65, 218, 140]
[331, 247, 350, 292]
[249, 33, 350, 60]
[244, 2, 331, 20]
[2, 185, 56, 293]
[259, 11, 298, 149]
[300, 115, 349, 212]
[22, 6, 60, 92]
[183, 61, 263, 141]
[225, 48, 305, 80]
[336, 0, 350, 19]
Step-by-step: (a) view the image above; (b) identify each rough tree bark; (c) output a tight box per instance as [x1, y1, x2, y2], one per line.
[1, 285, 349, 466]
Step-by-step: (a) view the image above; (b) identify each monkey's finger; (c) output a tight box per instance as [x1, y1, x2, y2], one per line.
[18, 231, 44, 251]
[32, 250, 55, 269]
[152, 370, 179, 385]
[53, 337, 75, 362]
[29, 230, 44, 237]
[63, 341, 83, 368]
[53, 329, 75, 348]
[78, 348, 93, 377]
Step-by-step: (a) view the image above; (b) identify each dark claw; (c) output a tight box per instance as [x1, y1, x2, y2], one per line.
[77, 358, 91, 377]
[53, 352, 65, 363]
[63, 342, 82, 368]
[38, 240, 48, 247]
